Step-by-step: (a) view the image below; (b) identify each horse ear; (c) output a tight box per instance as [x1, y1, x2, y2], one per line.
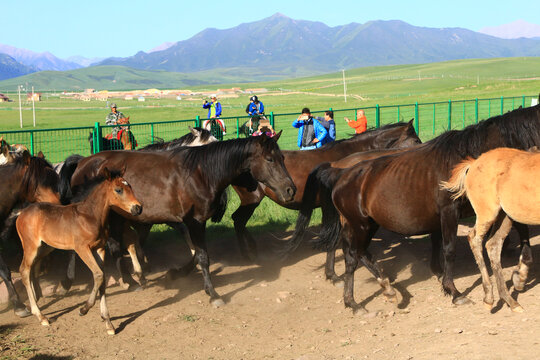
[273, 130, 282, 142]
[101, 166, 112, 180]
[22, 150, 31, 165]
[120, 165, 127, 176]
[408, 118, 414, 126]
[189, 126, 200, 136]
[37, 151, 45, 159]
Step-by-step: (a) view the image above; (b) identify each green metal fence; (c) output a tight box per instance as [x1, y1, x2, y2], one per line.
[0, 95, 536, 162]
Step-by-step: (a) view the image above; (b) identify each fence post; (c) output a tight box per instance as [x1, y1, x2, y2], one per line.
[30, 131, 34, 156]
[94, 122, 101, 153]
[500, 96, 504, 115]
[432, 103, 436, 135]
[397, 105, 400, 122]
[522, 95, 526, 108]
[414, 102, 419, 133]
[270, 111, 274, 129]
[447, 100, 452, 131]
[375, 104, 380, 128]
[475, 98, 479, 123]
[196, 115, 201, 128]
[150, 123, 154, 144]
[236, 117, 240, 139]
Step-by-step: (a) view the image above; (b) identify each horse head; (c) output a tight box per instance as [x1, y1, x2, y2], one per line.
[247, 132, 296, 203]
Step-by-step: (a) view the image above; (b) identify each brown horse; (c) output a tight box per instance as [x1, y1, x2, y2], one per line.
[0, 151, 60, 317]
[16, 167, 141, 334]
[307, 103, 540, 311]
[231, 120, 421, 260]
[442, 147, 540, 312]
[0, 137, 29, 165]
[59, 133, 295, 306]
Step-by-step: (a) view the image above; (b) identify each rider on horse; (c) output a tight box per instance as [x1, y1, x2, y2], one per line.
[105, 103, 129, 140]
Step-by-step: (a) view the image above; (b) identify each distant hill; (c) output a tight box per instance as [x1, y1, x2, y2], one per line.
[479, 20, 540, 39]
[97, 14, 540, 77]
[0, 44, 81, 71]
[0, 53, 35, 80]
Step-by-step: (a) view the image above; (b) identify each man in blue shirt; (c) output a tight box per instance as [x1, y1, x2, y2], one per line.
[316, 110, 336, 145]
[292, 108, 328, 150]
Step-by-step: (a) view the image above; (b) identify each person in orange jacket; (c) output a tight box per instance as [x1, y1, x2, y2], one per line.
[344, 109, 368, 134]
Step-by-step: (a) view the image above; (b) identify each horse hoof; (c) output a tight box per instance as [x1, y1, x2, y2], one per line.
[512, 271, 525, 292]
[452, 296, 473, 305]
[483, 301, 493, 311]
[211, 298, 225, 308]
[511, 305, 524, 313]
[107, 329, 116, 336]
[79, 307, 88, 316]
[15, 307, 32, 318]
[41, 319, 50, 326]
[334, 280, 345, 288]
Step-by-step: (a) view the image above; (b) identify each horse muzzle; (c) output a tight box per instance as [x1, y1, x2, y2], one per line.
[131, 204, 143, 216]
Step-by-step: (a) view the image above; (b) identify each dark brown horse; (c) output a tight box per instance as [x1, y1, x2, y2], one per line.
[0, 151, 60, 317]
[231, 120, 421, 260]
[59, 133, 295, 306]
[16, 167, 141, 334]
[306, 103, 540, 311]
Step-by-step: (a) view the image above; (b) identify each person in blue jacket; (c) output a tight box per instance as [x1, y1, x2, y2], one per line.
[246, 95, 264, 117]
[292, 107, 328, 150]
[315, 110, 336, 145]
[202, 95, 226, 134]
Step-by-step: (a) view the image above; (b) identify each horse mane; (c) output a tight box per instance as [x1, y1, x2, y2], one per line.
[20, 155, 59, 196]
[426, 105, 540, 166]
[320, 121, 411, 150]
[169, 136, 276, 186]
[70, 169, 123, 203]
[139, 127, 213, 151]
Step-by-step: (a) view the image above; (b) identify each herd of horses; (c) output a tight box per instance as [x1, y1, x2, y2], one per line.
[1, 100, 540, 335]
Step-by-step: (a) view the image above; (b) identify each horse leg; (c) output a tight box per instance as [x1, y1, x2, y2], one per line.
[512, 222, 532, 292]
[325, 249, 341, 284]
[440, 205, 471, 305]
[76, 245, 104, 316]
[0, 252, 30, 317]
[485, 215, 523, 312]
[467, 222, 495, 310]
[122, 223, 146, 286]
[57, 251, 76, 295]
[165, 222, 198, 279]
[95, 247, 115, 335]
[184, 219, 224, 307]
[107, 236, 139, 290]
[20, 245, 49, 325]
[232, 202, 262, 261]
[132, 222, 152, 272]
[430, 231, 444, 276]
[358, 250, 398, 303]
[341, 223, 362, 312]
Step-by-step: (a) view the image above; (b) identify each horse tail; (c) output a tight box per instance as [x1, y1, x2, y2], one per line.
[440, 157, 475, 200]
[59, 154, 84, 204]
[277, 162, 345, 259]
[211, 189, 228, 223]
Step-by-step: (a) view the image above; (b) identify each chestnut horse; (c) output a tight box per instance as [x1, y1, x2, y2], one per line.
[307, 103, 540, 311]
[442, 147, 540, 312]
[59, 133, 295, 306]
[0, 151, 60, 317]
[16, 167, 142, 335]
[231, 120, 421, 261]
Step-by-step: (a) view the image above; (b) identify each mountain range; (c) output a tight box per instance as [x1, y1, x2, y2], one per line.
[2, 14, 540, 87]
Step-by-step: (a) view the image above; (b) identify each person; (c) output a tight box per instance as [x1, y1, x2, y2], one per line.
[344, 109, 368, 134]
[292, 107, 328, 150]
[202, 95, 226, 135]
[252, 117, 275, 137]
[315, 110, 336, 145]
[105, 103, 126, 139]
[244, 95, 265, 135]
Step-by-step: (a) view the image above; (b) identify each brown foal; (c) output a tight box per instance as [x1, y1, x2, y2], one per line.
[16, 167, 142, 335]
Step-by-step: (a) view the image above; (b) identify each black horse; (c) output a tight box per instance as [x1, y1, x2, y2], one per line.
[290, 103, 540, 310]
[0, 151, 60, 317]
[59, 134, 296, 306]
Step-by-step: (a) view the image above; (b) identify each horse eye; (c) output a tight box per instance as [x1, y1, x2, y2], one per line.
[115, 188, 123, 194]
[265, 156, 274, 162]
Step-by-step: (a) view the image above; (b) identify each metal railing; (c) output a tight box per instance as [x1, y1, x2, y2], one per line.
[0, 95, 536, 163]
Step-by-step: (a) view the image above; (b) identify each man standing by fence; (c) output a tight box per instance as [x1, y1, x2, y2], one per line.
[292, 107, 328, 150]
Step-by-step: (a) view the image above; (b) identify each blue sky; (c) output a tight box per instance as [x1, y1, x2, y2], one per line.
[2, 0, 539, 59]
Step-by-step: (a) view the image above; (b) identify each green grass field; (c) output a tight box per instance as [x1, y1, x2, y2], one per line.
[1, 57, 539, 242]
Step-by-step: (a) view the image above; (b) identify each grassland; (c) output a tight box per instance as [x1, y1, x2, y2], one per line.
[1, 57, 539, 242]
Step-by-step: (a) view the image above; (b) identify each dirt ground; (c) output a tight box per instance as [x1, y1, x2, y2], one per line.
[2, 224, 540, 360]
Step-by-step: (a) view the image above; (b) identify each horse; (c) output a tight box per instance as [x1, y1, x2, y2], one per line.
[441, 147, 540, 312]
[0, 137, 29, 165]
[231, 120, 421, 261]
[305, 103, 540, 311]
[59, 126, 218, 292]
[88, 117, 137, 152]
[59, 133, 295, 306]
[16, 167, 142, 335]
[0, 151, 60, 317]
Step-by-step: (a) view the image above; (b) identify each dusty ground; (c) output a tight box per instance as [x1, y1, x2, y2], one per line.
[1, 224, 540, 360]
